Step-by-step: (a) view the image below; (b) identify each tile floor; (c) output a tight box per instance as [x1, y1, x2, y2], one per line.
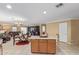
[0, 38, 79, 55]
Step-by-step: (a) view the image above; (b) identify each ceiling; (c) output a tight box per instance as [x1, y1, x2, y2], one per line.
[0, 3, 79, 25]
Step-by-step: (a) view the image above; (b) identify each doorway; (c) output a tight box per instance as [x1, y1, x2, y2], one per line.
[59, 22, 68, 42]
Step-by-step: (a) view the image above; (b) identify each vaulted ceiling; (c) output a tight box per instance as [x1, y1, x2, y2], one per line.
[0, 3, 79, 25]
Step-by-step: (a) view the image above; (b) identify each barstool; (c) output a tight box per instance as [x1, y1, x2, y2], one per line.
[0, 38, 3, 55]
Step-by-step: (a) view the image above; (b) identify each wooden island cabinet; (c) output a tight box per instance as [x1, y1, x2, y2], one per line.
[31, 38, 56, 54]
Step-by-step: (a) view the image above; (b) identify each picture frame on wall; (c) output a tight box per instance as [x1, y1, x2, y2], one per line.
[40, 24, 48, 37]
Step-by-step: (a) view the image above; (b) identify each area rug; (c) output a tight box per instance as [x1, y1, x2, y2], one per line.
[16, 40, 29, 45]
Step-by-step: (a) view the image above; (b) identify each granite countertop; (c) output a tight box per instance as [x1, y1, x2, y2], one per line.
[28, 36, 57, 40]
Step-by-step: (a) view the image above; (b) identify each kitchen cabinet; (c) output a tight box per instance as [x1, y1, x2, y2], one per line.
[31, 39, 56, 54]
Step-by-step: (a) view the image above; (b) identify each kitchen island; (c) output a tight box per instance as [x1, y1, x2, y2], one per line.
[29, 36, 56, 54]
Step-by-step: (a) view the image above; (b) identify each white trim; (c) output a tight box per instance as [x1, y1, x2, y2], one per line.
[46, 18, 79, 24]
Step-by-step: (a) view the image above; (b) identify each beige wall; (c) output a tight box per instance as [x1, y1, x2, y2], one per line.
[70, 20, 79, 45]
[46, 22, 59, 37]
[46, 21, 72, 44]
[2, 24, 12, 32]
[46, 19, 79, 45]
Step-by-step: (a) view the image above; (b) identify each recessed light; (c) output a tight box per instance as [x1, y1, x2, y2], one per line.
[43, 11, 47, 14]
[6, 4, 12, 9]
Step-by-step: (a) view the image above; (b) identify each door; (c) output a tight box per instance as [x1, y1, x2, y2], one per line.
[59, 22, 67, 42]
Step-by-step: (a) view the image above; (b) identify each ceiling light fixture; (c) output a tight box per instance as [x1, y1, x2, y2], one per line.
[6, 4, 12, 9]
[56, 3, 63, 8]
[13, 17, 25, 26]
[43, 11, 47, 14]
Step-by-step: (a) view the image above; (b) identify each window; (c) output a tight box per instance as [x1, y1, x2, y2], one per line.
[12, 27, 17, 32]
[21, 27, 27, 34]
